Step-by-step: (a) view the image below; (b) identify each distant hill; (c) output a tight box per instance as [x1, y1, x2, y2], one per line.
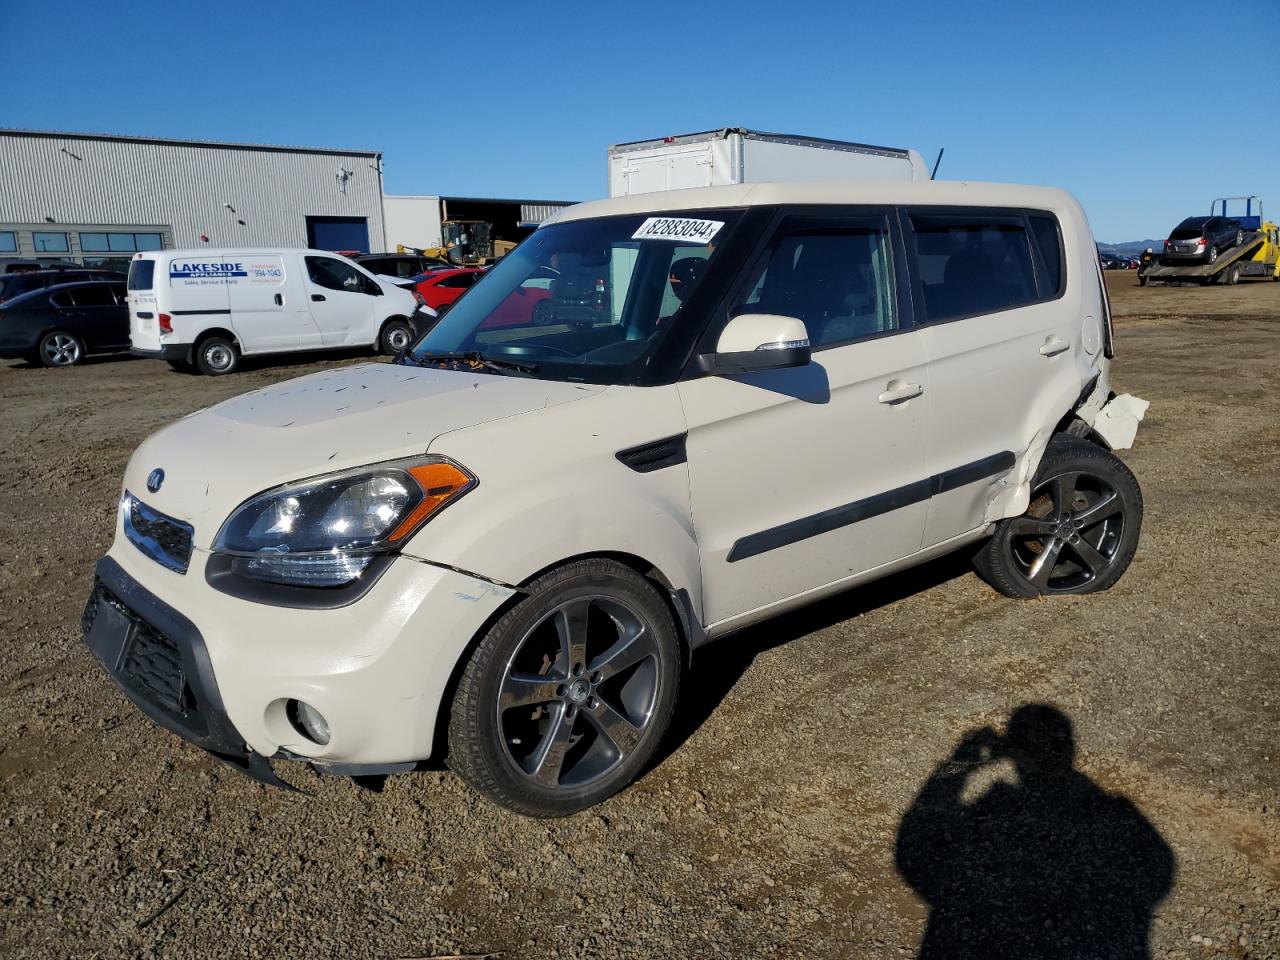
[1098, 240, 1163, 256]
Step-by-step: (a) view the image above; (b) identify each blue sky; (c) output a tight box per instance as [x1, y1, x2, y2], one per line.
[2, 0, 1276, 241]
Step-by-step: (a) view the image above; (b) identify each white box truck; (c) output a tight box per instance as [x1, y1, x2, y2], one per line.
[608, 128, 928, 197]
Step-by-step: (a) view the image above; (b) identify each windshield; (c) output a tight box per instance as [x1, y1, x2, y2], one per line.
[408, 210, 742, 384]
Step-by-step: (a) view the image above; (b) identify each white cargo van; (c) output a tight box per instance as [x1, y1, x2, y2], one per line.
[608, 127, 927, 197]
[126, 249, 430, 375]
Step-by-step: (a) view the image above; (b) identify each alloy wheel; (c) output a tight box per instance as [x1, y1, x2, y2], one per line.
[43, 334, 82, 366]
[497, 595, 662, 790]
[1007, 470, 1126, 593]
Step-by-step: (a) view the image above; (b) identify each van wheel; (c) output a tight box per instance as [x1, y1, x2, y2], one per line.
[447, 558, 682, 817]
[38, 331, 85, 367]
[974, 437, 1142, 598]
[195, 336, 239, 376]
[379, 319, 413, 355]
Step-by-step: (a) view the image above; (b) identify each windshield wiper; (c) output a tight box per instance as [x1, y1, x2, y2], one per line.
[398, 350, 539, 377]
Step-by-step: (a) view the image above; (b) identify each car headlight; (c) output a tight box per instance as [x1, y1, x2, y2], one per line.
[212, 457, 475, 587]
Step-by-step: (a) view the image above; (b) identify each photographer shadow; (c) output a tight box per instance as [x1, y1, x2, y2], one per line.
[895, 704, 1175, 960]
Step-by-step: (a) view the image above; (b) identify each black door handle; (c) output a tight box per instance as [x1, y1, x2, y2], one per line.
[273, 293, 284, 306]
[311, 294, 325, 302]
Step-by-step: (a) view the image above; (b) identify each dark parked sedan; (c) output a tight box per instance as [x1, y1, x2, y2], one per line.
[1163, 216, 1246, 264]
[0, 280, 130, 367]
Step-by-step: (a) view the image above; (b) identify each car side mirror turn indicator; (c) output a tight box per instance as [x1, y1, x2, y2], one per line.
[704, 313, 811, 375]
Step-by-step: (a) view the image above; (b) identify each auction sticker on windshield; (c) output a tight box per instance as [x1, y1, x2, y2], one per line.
[631, 217, 724, 243]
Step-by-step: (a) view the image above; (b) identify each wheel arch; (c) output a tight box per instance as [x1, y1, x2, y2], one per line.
[427, 549, 697, 764]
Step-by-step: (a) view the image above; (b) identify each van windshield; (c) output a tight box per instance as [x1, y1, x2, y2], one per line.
[127, 259, 155, 291]
[406, 210, 742, 384]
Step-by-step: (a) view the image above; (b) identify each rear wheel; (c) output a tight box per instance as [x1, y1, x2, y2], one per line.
[379, 319, 413, 356]
[38, 331, 85, 367]
[194, 336, 238, 376]
[448, 558, 682, 817]
[1207, 245, 1219, 264]
[1224, 263, 1241, 286]
[974, 437, 1142, 598]
[1235, 229, 1244, 247]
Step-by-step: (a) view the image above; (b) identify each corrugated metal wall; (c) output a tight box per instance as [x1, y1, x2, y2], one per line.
[0, 131, 386, 252]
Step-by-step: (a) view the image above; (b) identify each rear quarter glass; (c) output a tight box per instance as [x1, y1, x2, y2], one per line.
[128, 259, 156, 291]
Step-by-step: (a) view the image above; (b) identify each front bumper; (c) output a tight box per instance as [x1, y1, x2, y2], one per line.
[83, 555, 290, 785]
[83, 535, 516, 785]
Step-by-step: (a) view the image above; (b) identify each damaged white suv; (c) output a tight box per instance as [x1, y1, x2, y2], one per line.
[83, 181, 1147, 816]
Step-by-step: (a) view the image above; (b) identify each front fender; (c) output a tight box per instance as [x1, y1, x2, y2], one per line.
[401, 384, 703, 621]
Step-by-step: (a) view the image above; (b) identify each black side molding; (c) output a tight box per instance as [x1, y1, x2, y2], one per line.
[170, 308, 232, 316]
[727, 451, 1015, 563]
[616, 434, 688, 473]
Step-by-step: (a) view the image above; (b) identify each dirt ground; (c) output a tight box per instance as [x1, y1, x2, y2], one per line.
[1, 271, 1277, 959]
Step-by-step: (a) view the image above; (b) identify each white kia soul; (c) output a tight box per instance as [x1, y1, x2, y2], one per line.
[84, 181, 1148, 816]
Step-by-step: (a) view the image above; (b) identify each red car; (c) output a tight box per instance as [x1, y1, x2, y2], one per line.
[410, 268, 485, 312]
[412, 267, 555, 328]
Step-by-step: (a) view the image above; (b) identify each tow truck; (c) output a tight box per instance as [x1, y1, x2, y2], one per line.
[1139, 197, 1280, 286]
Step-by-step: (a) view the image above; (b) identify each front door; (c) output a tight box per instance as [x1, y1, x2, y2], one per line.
[679, 211, 931, 628]
[303, 255, 377, 347]
[225, 254, 316, 353]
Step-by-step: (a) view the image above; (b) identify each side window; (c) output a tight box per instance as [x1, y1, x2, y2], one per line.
[1028, 214, 1064, 296]
[440, 273, 478, 289]
[50, 290, 74, 308]
[911, 214, 1038, 323]
[306, 256, 365, 293]
[731, 218, 898, 349]
[70, 284, 116, 307]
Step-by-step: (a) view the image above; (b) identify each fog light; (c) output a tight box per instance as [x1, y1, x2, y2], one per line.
[286, 699, 330, 746]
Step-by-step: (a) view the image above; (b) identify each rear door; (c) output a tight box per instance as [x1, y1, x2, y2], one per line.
[904, 207, 1077, 547]
[224, 254, 318, 353]
[303, 255, 377, 346]
[126, 256, 161, 351]
[67, 282, 129, 350]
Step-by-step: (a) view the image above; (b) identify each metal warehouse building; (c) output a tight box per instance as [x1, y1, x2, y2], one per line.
[0, 129, 387, 273]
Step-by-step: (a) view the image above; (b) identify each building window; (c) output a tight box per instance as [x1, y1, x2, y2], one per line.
[33, 231, 69, 253]
[79, 231, 166, 254]
[0, 231, 16, 253]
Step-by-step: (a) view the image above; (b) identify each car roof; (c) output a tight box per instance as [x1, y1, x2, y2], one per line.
[546, 179, 1078, 225]
[1177, 216, 1211, 226]
[1, 278, 120, 306]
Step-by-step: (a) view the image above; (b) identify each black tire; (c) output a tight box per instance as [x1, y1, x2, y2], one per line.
[1224, 264, 1241, 286]
[447, 558, 682, 817]
[974, 437, 1142, 598]
[379, 318, 413, 356]
[194, 336, 239, 376]
[1235, 229, 1244, 248]
[1138, 275, 1148, 287]
[531, 300, 553, 326]
[1207, 245, 1219, 264]
[37, 330, 85, 368]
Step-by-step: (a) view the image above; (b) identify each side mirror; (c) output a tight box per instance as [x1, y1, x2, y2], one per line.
[706, 313, 811, 374]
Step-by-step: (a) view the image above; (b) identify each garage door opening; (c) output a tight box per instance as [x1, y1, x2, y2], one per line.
[306, 216, 370, 254]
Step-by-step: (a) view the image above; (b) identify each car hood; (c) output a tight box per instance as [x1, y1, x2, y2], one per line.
[124, 362, 604, 547]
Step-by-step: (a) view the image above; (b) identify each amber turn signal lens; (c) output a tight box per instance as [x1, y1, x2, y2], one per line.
[387, 462, 476, 542]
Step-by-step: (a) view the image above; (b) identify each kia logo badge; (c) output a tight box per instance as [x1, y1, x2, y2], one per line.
[146, 469, 165, 494]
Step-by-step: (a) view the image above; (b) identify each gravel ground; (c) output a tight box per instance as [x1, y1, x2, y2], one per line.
[1, 273, 1277, 959]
